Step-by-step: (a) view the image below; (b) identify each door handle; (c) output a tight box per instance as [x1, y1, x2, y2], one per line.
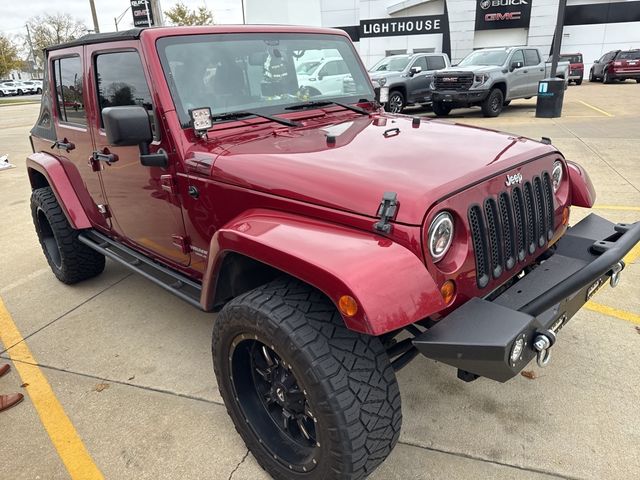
[51, 139, 75, 152]
[92, 149, 118, 164]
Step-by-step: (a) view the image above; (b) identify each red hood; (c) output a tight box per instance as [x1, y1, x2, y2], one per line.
[201, 114, 556, 225]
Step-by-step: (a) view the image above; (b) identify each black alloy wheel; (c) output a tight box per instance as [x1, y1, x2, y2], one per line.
[230, 337, 319, 472]
[481, 88, 504, 117]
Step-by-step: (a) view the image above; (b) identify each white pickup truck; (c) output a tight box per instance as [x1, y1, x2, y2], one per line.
[431, 47, 569, 117]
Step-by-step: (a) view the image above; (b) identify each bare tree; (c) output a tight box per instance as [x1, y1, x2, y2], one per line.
[0, 34, 23, 79]
[164, 2, 215, 26]
[26, 13, 88, 63]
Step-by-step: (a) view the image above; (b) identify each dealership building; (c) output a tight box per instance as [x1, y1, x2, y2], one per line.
[245, 0, 640, 71]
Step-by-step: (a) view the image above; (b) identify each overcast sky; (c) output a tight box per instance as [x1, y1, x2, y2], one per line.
[1, 0, 244, 38]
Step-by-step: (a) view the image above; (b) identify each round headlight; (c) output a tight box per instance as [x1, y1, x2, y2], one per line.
[428, 212, 454, 262]
[552, 160, 563, 192]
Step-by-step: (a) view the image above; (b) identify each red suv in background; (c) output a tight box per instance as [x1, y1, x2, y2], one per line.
[560, 53, 583, 85]
[590, 49, 640, 83]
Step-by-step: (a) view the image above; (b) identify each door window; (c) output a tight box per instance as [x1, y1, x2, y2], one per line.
[95, 51, 155, 130]
[426, 56, 446, 70]
[511, 50, 524, 67]
[412, 56, 428, 71]
[524, 49, 540, 66]
[53, 56, 87, 126]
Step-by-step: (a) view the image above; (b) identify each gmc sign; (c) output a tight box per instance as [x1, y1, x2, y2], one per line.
[475, 0, 531, 30]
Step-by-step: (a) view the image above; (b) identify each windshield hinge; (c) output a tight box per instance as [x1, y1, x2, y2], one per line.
[373, 192, 398, 234]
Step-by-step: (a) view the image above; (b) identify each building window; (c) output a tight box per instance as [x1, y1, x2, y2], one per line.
[53, 56, 87, 126]
[413, 48, 435, 54]
[385, 49, 406, 57]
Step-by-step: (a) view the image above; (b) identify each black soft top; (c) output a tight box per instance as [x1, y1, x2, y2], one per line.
[45, 28, 144, 52]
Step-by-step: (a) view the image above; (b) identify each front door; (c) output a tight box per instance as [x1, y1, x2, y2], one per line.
[406, 56, 430, 102]
[86, 43, 190, 267]
[49, 48, 108, 229]
[508, 50, 527, 98]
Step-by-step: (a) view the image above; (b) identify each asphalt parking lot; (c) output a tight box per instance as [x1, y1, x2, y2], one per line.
[1, 81, 639, 480]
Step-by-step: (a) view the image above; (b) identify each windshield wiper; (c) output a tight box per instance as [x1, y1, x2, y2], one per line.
[211, 111, 299, 127]
[284, 100, 370, 115]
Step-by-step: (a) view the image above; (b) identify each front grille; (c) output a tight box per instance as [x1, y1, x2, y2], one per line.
[469, 173, 555, 288]
[434, 73, 473, 91]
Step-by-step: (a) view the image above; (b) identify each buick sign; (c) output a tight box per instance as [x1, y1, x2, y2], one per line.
[475, 0, 531, 30]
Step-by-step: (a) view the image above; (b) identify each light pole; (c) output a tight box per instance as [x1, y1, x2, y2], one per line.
[114, 6, 132, 32]
[89, 0, 100, 33]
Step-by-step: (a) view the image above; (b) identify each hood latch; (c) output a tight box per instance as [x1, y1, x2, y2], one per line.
[373, 192, 398, 234]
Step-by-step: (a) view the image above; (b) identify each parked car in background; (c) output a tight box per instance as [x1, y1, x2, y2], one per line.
[0, 83, 18, 97]
[20, 80, 43, 94]
[15, 81, 37, 94]
[368, 52, 450, 112]
[590, 49, 640, 83]
[559, 53, 583, 85]
[296, 57, 352, 97]
[430, 47, 568, 118]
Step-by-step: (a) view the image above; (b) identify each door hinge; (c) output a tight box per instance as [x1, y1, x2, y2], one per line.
[160, 175, 178, 195]
[172, 235, 191, 254]
[97, 204, 111, 218]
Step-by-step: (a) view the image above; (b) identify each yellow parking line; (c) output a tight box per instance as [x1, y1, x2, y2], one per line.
[586, 301, 640, 325]
[578, 100, 614, 117]
[624, 243, 640, 264]
[592, 205, 640, 212]
[0, 297, 104, 480]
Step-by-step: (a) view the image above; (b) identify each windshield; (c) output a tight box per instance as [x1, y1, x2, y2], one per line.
[158, 33, 374, 126]
[458, 50, 509, 67]
[369, 56, 410, 72]
[618, 51, 640, 60]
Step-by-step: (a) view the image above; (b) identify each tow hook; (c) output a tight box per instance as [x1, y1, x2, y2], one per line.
[609, 261, 624, 288]
[533, 330, 557, 368]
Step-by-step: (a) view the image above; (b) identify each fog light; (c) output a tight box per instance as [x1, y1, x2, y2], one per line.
[440, 280, 456, 305]
[510, 335, 526, 365]
[338, 295, 358, 317]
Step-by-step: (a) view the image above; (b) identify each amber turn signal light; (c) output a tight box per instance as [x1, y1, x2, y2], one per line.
[440, 280, 456, 305]
[562, 206, 570, 226]
[338, 295, 358, 317]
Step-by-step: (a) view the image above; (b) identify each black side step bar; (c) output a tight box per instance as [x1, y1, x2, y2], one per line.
[78, 230, 203, 309]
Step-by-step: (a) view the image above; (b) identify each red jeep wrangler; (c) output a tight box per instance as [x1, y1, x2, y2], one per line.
[27, 26, 639, 479]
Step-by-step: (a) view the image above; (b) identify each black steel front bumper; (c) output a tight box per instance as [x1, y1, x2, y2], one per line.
[432, 89, 489, 105]
[413, 214, 640, 382]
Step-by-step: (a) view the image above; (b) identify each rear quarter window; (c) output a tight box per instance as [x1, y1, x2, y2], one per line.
[53, 56, 87, 126]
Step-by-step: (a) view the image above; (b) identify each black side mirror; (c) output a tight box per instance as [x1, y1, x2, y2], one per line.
[593, 59, 599, 63]
[510, 61, 523, 72]
[102, 106, 167, 168]
[317, 73, 324, 81]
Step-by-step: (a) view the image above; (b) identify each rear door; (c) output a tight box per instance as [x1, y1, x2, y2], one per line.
[86, 42, 190, 267]
[49, 49, 109, 228]
[523, 49, 545, 96]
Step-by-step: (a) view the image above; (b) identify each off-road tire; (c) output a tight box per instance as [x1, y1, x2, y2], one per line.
[603, 70, 612, 84]
[31, 187, 105, 284]
[481, 88, 504, 117]
[387, 90, 405, 113]
[431, 101, 451, 116]
[212, 277, 402, 480]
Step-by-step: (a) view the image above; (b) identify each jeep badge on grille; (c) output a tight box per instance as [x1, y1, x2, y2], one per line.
[505, 173, 523, 187]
